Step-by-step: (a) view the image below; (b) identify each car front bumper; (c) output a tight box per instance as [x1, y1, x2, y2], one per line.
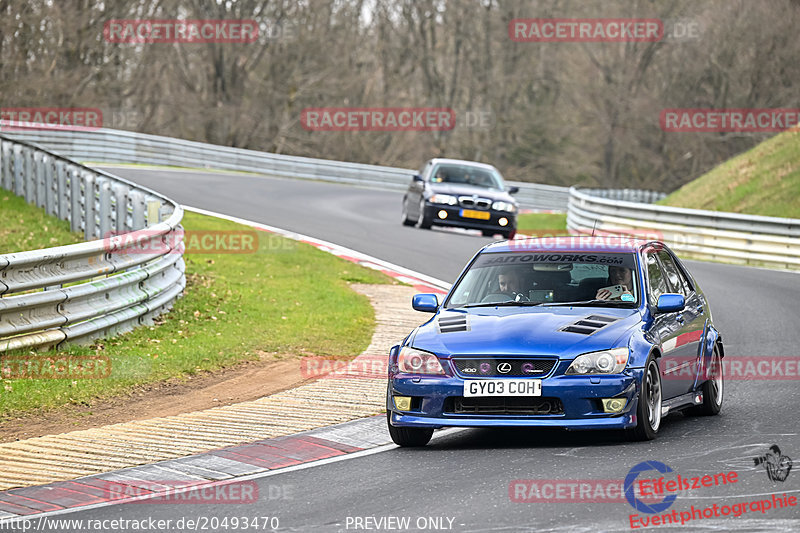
[387, 370, 643, 431]
[424, 203, 516, 233]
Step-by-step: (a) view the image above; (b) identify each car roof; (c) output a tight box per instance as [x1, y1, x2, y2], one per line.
[483, 236, 655, 254]
[427, 158, 499, 171]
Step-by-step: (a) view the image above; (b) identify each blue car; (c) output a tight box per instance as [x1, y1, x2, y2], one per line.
[386, 237, 724, 446]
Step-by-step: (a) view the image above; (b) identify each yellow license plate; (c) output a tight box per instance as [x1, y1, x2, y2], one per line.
[461, 209, 491, 220]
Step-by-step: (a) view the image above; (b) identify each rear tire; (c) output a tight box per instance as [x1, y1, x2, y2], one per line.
[689, 345, 723, 416]
[401, 198, 414, 226]
[417, 199, 432, 229]
[387, 412, 433, 447]
[482, 230, 496, 237]
[501, 229, 517, 240]
[626, 355, 662, 441]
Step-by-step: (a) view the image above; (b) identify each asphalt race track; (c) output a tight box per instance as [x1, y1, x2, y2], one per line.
[52, 167, 799, 531]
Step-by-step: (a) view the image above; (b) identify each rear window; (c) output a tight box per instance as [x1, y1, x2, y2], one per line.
[445, 251, 640, 307]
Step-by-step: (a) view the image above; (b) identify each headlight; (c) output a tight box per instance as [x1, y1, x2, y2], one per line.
[429, 194, 458, 206]
[398, 347, 446, 375]
[492, 201, 517, 213]
[566, 348, 629, 375]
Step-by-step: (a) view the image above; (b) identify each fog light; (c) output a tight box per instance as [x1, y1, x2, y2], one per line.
[438, 210, 448, 219]
[499, 217, 508, 226]
[602, 398, 626, 413]
[394, 396, 412, 411]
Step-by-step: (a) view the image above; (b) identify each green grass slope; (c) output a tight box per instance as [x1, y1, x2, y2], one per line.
[659, 130, 800, 218]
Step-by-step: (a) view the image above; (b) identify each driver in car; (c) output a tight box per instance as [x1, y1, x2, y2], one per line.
[498, 270, 527, 300]
[596, 265, 634, 300]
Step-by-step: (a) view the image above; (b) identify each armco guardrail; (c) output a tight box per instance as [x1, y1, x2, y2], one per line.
[0, 134, 185, 353]
[580, 188, 666, 204]
[2, 126, 577, 211]
[567, 187, 800, 270]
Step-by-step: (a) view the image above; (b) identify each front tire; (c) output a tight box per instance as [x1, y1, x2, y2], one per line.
[401, 198, 415, 226]
[417, 199, 432, 229]
[689, 345, 723, 416]
[387, 412, 433, 447]
[626, 355, 662, 441]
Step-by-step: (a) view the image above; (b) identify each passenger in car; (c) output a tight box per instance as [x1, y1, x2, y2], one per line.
[596, 266, 634, 300]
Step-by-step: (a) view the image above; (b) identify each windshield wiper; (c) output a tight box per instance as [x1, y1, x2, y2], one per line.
[462, 301, 545, 308]
[543, 299, 634, 307]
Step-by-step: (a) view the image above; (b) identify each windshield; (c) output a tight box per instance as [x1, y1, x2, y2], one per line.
[430, 164, 505, 190]
[445, 251, 640, 308]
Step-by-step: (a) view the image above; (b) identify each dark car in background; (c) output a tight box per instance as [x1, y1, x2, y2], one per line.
[401, 158, 519, 239]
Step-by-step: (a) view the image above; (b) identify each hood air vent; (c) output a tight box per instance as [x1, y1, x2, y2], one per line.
[560, 315, 618, 335]
[437, 314, 470, 333]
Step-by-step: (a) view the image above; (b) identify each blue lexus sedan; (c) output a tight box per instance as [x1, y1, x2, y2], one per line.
[386, 237, 724, 446]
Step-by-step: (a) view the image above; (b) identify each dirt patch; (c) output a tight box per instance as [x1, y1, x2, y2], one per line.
[0, 354, 314, 443]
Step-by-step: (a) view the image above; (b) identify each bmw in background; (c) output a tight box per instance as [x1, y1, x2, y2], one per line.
[401, 158, 519, 239]
[386, 237, 724, 446]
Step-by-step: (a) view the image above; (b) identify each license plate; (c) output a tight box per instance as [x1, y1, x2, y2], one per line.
[463, 379, 542, 397]
[460, 209, 491, 220]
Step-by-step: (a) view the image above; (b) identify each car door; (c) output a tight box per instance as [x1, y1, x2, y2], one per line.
[643, 250, 688, 400]
[657, 250, 706, 395]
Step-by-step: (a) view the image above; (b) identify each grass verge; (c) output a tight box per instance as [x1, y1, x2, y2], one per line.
[659, 130, 800, 218]
[1, 201, 393, 420]
[516, 212, 567, 234]
[0, 193, 83, 252]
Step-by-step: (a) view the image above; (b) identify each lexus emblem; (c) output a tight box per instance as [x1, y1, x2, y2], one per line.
[497, 362, 512, 374]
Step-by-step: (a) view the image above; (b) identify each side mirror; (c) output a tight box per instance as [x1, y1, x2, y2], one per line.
[656, 293, 685, 313]
[507, 186, 520, 194]
[412, 293, 439, 313]
[412, 174, 423, 182]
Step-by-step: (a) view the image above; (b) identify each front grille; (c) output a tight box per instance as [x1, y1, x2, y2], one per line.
[453, 358, 557, 377]
[458, 196, 492, 210]
[445, 396, 564, 415]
